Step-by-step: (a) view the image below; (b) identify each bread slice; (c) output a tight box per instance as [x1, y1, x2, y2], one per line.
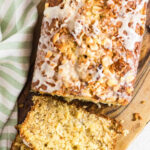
[32, 0, 148, 105]
[19, 96, 122, 150]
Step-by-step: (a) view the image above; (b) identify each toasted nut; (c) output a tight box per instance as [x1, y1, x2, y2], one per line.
[45, 3, 49, 8]
[45, 51, 52, 58]
[113, 85, 120, 92]
[128, 22, 133, 27]
[82, 89, 92, 97]
[123, 130, 129, 136]
[61, 59, 67, 65]
[133, 113, 142, 121]
[107, 97, 116, 102]
[92, 6, 100, 14]
[107, 78, 118, 87]
[103, 68, 111, 76]
[90, 44, 99, 51]
[118, 98, 126, 104]
[116, 21, 122, 28]
[140, 6, 146, 15]
[102, 56, 113, 67]
[86, 11, 91, 16]
[135, 24, 144, 35]
[86, 37, 94, 44]
[58, 45, 65, 52]
[127, 1, 136, 9]
[93, 6, 100, 11]
[101, 39, 105, 45]
[126, 87, 133, 94]
[103, 38, 112, 49]
[53, 33, 60, 44]
[126, 75, 134, 83]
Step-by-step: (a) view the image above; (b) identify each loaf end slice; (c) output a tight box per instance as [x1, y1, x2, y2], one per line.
[20, 96, 123, 150]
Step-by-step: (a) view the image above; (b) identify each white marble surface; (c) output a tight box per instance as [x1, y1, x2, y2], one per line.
[127, 122, 150, 150]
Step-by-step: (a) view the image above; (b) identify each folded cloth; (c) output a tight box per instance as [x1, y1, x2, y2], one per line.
[0, 0, 39, 149]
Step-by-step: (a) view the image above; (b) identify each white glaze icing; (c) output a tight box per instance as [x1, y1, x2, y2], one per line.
[32, 0, 148, 104]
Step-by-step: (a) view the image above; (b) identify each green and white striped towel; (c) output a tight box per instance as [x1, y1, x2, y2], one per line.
[0, 0, 40, 149]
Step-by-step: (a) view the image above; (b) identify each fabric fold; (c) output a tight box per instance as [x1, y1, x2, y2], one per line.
[0, 0, 39, 149]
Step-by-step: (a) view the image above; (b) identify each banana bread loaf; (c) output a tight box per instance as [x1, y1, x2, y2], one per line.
[32, 0, 148, 105]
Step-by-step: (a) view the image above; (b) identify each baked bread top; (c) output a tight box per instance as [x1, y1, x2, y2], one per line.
[20, 96, 122, 150]
[32, 0, 148, 105]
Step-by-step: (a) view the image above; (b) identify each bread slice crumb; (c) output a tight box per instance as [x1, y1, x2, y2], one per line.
[19, 96, 123, 150]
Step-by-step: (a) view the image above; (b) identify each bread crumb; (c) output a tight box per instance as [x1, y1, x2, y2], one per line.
[140, 100, 145, 104]
[133, 113, 142, 121]
[120, 120, 125, 124]
[123, 130, 129, 136]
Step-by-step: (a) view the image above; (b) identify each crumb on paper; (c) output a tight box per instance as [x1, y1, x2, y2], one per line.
[140, 100, 145, 104]
[133, 113, 142, 121]
[123, 129, 129, 136]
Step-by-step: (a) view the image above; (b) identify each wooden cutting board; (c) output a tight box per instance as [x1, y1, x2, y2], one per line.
[17, 1, 150, 150]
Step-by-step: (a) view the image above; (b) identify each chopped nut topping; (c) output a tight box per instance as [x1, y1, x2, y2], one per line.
[45, 3, 49, 8]
[52, 33, 60, 44]
[133, 113, 142, 121]
[102, 56, 113, 67]
[45, 51, 52, 58]
[32, 0, 148, 105]
[107, 78, 118, 87]
[123, 129, 129, 136]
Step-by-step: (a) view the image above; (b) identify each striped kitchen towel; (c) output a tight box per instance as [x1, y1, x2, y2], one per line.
[0, 0, 40, 149]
